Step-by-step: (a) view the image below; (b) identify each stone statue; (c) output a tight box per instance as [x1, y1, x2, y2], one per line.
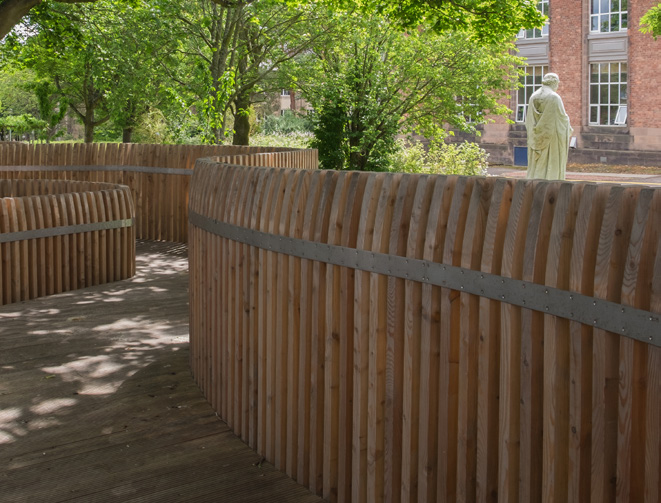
[525, 73, 573, 180]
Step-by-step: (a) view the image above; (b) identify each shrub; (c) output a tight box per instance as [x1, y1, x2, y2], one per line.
[259, 110, 312, 135]
[428, 141, 489, 176]
[250, 131, 313, 149]
[389, 139, 489, 176]
[388, 139, 427, 174]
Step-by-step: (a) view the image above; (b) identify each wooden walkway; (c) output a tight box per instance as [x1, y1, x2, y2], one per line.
[0, 241, 323, 503]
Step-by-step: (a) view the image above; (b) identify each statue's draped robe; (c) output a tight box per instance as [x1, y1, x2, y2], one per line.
[525, 86, 573, 180]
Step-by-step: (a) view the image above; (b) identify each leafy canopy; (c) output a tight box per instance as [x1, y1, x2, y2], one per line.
[298, 0, 546, 42]
[289, 8, 522, 171]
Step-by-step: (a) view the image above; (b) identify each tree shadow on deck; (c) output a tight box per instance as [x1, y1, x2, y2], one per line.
[0, 241, 321, 503]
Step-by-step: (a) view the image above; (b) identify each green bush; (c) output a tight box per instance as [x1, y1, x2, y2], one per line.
[389, 139, 489, 176]
[134, 109, 175, 144]
[251, 131, 313, 149]
[428, 141, 489, 176]
[388, 139, 427, 173]
[259, 110, 312, 135]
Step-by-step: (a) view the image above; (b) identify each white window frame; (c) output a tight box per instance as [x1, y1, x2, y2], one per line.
[614, 105, 628, 125]
[281, 89, 291, 96]
[589, 62, 628, 126]
[516, 65, 548, 123]
[517, 0, 549, 39]
[591, 0, 628, 33]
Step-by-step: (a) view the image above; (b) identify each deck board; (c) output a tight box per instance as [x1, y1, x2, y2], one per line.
[0, 241, 323, 503]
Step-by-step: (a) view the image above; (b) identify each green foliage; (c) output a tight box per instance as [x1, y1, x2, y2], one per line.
[309, 102, 349, 170]
[641, 3, 661, 40]
[427, 141, 489, 176]
[0, 67, 39, 117]
[389, 139, 488, 176]
[33, 80, 66, 141]
[259, 110, 312, 135]
[291, 9, 520, 171]
[251, 131, 313, 149]
[133, 108, 176, 144]
[305, 0, 545, 43]
[0, 113, 47, 139]
[388, 139, 427, 174]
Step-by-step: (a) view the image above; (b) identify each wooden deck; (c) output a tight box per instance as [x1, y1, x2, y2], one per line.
[0, 241, 323, 503]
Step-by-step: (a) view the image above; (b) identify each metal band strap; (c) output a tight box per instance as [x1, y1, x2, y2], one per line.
[189, 210, 660, 347]
[0, 218, 134, 244]
[0, 165, 193, 176]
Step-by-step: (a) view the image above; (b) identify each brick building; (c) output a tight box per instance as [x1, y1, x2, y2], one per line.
[478, 0, 661, 166]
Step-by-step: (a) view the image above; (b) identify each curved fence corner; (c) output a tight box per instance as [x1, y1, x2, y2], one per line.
[0, 143, 319, 243]
[188, 158, 661, 503]
[0, 179, 136, 306]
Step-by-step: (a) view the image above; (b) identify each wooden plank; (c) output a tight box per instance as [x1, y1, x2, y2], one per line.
[416, 175, 454, 502]
[498, 180, 535, 503]
[518, 181, 558, 503]
[617, 189, 660, 503]
[644, 203, 661, 503]
[13, 198, 28, 301]
[399, 175, 434, 502]
[475, 178, 515, 503]
[247, 168, 269, 451]
[294, 171, 323, 486]
[310, 171, 337, 496]
[591, 186, 639, 503]
[323, 171, 353, 502]
[456, 177, 494, 503]
[338, 172, 367, 502]
[285, 171, 309, 478]
[350, 173, 384, 503]
[273, 169, 299, 471]
[438, 176, 474, 502]
[541, 182, 582, 502]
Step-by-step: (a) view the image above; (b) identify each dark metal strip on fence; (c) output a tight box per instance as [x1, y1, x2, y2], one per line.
[189, 210, 660, 347]
[0, 218, 134, 243]
[0, 165, 193, 176]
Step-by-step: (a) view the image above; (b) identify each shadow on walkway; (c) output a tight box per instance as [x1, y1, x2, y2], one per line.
[0, 241, 321, 503]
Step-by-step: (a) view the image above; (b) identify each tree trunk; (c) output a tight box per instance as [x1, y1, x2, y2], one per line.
[122, 128, 133, 143]
[232, 94, 251, 146]
[0, 0, 41, 41]
[84, 120, 94, 143]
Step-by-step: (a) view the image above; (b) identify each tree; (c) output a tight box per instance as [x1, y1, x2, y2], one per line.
[0, 113, 47, 140]
[641, 3, 661, 40]
[3, 0, 169, 142]
[0, 66, 39, 117]
[290, 10, 521, 171]
[34, 80, 67, 141]
[228, 0, 329, 145]
[152, 0, 326, 145]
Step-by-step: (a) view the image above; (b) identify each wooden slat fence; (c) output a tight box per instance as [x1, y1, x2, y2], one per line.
[0, 143, 318, 243]
[188, 159, 661, 503]
[0, 179, 135, 306]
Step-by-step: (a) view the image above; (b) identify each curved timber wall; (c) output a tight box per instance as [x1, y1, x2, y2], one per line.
[189, 159, 661, 502]
[0, 179, 135, 306]
[0, 142, 317, 243]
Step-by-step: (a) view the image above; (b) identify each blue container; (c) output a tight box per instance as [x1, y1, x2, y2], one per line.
[514, 146, 528, 167]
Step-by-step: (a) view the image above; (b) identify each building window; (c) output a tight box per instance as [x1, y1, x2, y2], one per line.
[518, 0, 549, 39]
[591, 0, 628, 33]
[281, 89, 290, 96]
[516, 65, 548, 122]
[589, 62, 627, 125]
